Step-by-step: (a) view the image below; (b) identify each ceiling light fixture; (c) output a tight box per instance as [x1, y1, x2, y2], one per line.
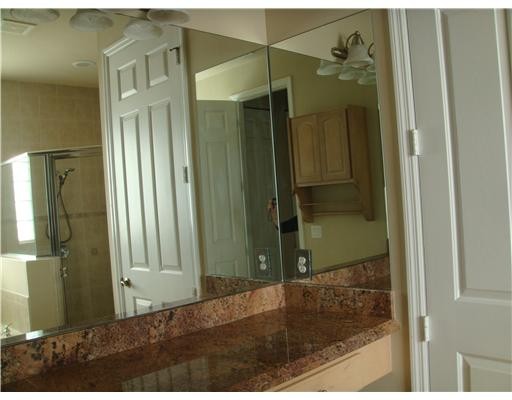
[69, 9, 114, 32]
[9, 9, 60, 24]
[123, 19, 163, 40]
[146, 9, 190, 25]
[72, 60, 96, 69]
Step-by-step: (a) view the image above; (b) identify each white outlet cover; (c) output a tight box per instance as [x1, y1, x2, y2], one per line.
[311, 225, 322, 239]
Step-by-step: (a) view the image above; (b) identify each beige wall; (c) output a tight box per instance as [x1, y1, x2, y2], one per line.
[0, 80, 114, 325]
[361, 10, 411, 392]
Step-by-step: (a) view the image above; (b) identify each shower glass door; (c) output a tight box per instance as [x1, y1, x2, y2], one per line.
[52, 149, 114, 325]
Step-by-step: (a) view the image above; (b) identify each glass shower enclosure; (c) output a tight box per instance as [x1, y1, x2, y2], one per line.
[1, 145, 114, 333]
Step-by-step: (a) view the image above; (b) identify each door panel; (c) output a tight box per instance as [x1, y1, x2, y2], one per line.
[242, 107, 281, 279]
[107, 28, 197, 313]
[318, 109, 351, 182]
[407, 9, 512, 391]
[291, 114, 322, 185]
[197, 101, 249, 278]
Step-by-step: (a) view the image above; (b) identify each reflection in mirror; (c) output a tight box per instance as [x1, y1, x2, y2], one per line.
[0, 12, 281, 346]
[192, 39, 282, 295]
[269, 11, 390, 290]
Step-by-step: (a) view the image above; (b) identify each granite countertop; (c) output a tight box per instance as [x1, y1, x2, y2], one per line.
[3, 308, 398, 392]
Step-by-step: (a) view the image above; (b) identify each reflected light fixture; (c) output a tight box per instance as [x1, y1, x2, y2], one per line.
[338, 67, 366, 81]
[69, 9, 113, 32]
[316, 60, 344, 76]
[146, 9, 190, 25]
[9, 9, 60, 24]
[331, 31, 374, 68]
[123, 18, 163, 40]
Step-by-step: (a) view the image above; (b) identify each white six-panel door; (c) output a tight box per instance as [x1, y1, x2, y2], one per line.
[197, 101, 250, 278]
[104, 28, 198, 313]
[407, 9, 512, 391]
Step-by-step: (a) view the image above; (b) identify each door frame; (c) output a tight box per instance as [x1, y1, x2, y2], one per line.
[229, 76, 306, 249]
[99, 29, 202, 314]
[387, 9, 430, 391]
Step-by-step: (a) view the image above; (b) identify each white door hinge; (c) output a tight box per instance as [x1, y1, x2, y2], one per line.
[420, 315, 431, 342]
[409, 128, 421, 156]
[183, 166, 189, 183]
[169, 46, 181, 64]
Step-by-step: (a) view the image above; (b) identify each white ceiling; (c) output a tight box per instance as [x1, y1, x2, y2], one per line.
[1, 9, 100, 87]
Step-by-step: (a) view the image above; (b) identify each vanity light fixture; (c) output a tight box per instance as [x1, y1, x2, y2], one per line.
[69, 9, 114, 32]
[331, 31, 374, 68]
[316, 60, 344, 76]
[338, 67, 366, 81]
[316, 30, 376, 85]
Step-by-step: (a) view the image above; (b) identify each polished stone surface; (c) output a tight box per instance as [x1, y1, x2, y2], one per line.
[1, 283, 285, 384]
[3, 309, 398, 392]
[295, 255, 391, 290]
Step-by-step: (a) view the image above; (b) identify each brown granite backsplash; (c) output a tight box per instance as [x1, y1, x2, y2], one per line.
[1, 280, 393, 386]
[296, 255, 391, 290]
[205, 275, 272, 297]
[284, 283, 394, 319]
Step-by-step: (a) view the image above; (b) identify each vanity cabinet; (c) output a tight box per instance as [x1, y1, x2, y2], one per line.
[268, 335, 391, 392]
[288, 106, 374, 221]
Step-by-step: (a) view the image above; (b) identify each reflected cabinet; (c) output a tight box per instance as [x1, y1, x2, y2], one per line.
[289, 106, 374, 222]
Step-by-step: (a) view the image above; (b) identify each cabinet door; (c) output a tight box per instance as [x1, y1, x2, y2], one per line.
[290, 114, 322, 186]
[318, 109, 351, 182]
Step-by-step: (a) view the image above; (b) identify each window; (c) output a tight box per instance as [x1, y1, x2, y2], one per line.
[11, 156, 35, 243]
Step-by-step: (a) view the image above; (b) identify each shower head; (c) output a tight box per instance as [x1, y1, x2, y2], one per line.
[58, 168, 75, 185]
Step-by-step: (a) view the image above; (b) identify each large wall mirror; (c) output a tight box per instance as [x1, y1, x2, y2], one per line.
[1, 9, 389, 346]
[269, 10, 390, 289]
[188, 32, 282, 295]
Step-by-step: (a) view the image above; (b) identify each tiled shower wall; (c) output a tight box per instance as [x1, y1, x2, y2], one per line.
[1, 80, 114, 324]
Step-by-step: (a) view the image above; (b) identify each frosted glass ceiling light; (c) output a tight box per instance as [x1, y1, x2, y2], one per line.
[123, 19, 163, 40]
[366, 43, 376, 72]
[316, 60, 344, 76]
[9, 9, 60, 24]
[331, 31, 374, 68]
[147, 9, 190, 25]
[344, 32, 374, 68]
[69, 9, 113, 32]
[358, 73, 377, 85]
[338, 67, 365, 81]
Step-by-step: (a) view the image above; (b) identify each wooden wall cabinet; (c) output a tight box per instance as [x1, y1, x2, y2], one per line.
[288, 106, 374, 221]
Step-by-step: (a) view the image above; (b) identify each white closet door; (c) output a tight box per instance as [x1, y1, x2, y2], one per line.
[407, 9, 512, 391]
[105, 28, 198, 313]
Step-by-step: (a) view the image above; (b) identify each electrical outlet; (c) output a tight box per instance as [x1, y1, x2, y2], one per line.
[254, 248, 272, 279]
[311, 225, 322, 239]
[295, 249, 312, 279]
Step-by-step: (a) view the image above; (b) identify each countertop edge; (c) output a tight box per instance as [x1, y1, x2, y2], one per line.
[228, 319, 400, 391]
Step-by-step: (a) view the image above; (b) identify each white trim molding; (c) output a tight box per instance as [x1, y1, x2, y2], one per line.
[388, 9, 431, 391]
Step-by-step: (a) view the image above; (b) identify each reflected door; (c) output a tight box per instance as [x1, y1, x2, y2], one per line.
[242, 106, 281, 279]
[197, 101, 249, 278]
[407, 9, 512, 390]
[106, 28, 198, 313]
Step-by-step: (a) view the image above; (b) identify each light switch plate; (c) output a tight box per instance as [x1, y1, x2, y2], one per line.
[295, 249, 312, 279]
[254, 248, 272, 279]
